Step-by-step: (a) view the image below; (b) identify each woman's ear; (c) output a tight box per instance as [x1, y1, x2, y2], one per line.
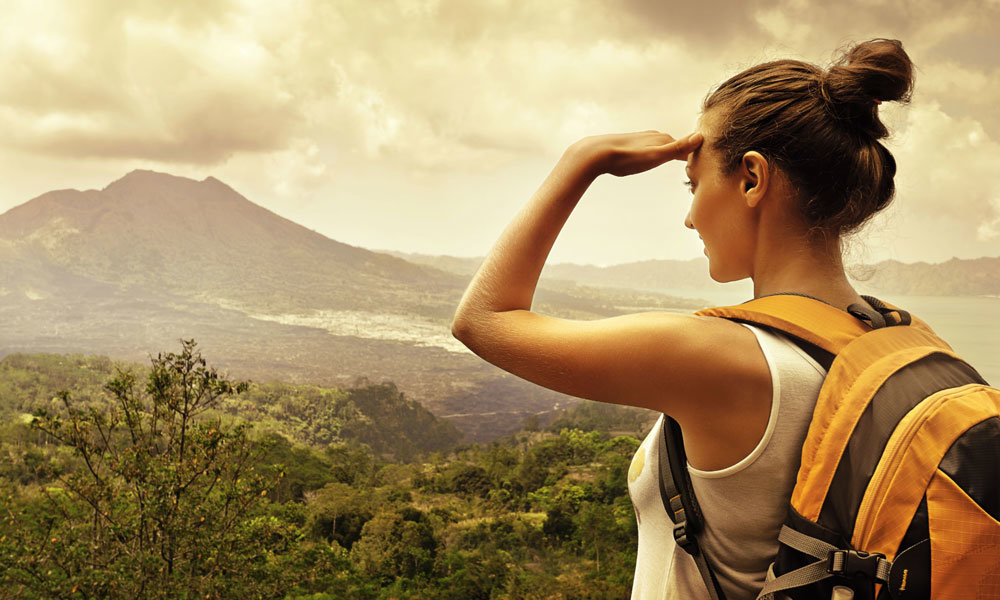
[740, 151, 769, 208]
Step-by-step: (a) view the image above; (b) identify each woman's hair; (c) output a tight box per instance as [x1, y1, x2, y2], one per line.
[702, 38, 915, 237]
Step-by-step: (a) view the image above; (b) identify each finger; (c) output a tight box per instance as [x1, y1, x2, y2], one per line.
[640, 132, 677, 147]
[652, 132, 702, 161]
[654, 132, 700, 148]
[679, 132, 704, 147]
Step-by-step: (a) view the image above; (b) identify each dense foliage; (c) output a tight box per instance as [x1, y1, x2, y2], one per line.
[0, 343, 646, 599]
[0, 352, 462, 464]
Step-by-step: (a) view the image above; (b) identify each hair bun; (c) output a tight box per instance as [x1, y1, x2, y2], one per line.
[820, 38, 915, 139]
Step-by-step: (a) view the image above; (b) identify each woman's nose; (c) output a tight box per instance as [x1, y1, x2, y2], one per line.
[684, 211, 695, 230]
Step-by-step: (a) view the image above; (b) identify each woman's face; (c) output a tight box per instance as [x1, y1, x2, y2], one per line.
[683, 112, 758, 283]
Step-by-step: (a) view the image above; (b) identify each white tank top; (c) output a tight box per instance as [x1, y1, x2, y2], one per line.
[627, 323, 827, 600]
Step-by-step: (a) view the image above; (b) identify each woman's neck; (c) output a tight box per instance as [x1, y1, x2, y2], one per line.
[750, 233, 864, 311]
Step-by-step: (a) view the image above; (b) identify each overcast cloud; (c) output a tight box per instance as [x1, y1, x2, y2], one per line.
[1, 0, 997, 265]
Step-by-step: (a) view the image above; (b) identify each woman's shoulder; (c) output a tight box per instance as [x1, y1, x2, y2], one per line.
[567, 310, 772, 422]
[660, 316, 776, 471]
[635, 313, 772, 417]
[453, 307, 771, 423]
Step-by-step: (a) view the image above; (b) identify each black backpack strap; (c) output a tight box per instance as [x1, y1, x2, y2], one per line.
[757, 525, 891, 599]
[658, 415, 728, 600]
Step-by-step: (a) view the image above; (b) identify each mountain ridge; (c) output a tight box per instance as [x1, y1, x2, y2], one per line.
[0, 169, 467, 317]
[382, 250, 1000, 297]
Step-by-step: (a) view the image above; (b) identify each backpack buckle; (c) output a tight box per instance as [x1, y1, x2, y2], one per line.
[673, 522, 696, 554]
[827, 549, 890, 583]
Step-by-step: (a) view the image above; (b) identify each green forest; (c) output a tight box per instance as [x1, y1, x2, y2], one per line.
[0, 340, 655, 599]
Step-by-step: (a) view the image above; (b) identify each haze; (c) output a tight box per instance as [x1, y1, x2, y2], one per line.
[1, 0, 998, 266]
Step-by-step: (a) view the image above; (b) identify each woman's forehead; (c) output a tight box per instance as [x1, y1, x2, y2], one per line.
[686, 139, 705, 172]
[687, 113, 717, 172]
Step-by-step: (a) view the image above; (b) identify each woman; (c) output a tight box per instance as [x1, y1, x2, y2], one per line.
[451, 38, 914, 600]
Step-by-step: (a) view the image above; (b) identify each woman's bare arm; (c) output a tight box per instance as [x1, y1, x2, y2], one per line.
[450, 132, 769, 441]
[452, 131, 701, 322]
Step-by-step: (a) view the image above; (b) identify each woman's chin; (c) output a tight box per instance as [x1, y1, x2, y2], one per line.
[707, 263, 750, 284]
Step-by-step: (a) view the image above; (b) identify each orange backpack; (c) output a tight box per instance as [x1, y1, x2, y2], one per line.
[660, 294, 1000, 600]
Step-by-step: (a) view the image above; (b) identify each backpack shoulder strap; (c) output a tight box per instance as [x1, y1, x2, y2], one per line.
[657, 415, 728, 600]
[695, 294, 878, 356]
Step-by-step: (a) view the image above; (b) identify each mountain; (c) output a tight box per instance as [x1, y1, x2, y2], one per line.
[385, 251, 1000, 297]
[382, 251, 754, 300]
[0, 170, 464, 318]
[380, 251, 709, 287]
[0, 170, 702, 442]
[853, 257, 1000, 296]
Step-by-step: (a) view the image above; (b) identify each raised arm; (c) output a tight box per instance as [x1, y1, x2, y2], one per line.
[449, 132, 774, 470]
[452, 131, 703, 323]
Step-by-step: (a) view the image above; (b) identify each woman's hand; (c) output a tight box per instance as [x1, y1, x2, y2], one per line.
[571, 130, 704, 178]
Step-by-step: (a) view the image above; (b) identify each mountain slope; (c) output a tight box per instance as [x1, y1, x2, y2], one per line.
[0, 170, 465, 318]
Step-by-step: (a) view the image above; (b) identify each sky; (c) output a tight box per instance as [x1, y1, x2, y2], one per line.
[1, 0, 998, 267]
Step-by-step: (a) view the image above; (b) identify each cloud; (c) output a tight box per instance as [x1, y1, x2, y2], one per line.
[0, 0, 997, 263]
[0, 0, 298, 165]
[0, 0, 778, 170]
[978, 198, 1000, 241]
[892, 101, 1000, 219]
[917, 61, 1000, 141]
[613, 0, 764, 49]
[287, 1, 729, 169]
[1, 0, 997, 171]
[859, 100, 1000, 260]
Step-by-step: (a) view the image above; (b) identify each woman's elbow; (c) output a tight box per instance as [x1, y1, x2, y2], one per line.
[451, 316, 470, 342]
[451, 308, 479, 343]
[450, 309, 491, 348]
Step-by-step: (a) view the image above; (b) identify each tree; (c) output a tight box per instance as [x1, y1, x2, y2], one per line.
[575, 501, 617, 573]
[306, 482, 373, 549]
[351, 508, 438, 583]
[2, 340, 287, 599]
